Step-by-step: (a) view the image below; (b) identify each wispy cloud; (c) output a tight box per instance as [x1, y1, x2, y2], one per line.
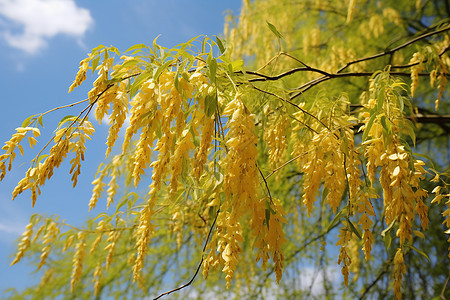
[0, 0, 94, 54]
[0, 203, 27, 244]
[0, 222, 24, 236]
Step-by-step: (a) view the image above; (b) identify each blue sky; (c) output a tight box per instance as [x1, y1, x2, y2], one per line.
[0, 0, 242, 293]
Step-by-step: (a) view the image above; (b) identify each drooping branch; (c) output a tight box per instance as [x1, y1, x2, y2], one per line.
[237, 24, 450, 99]
[153, 208, 220, 300]
[358, 260, 392, 300]
[337, 24, 450, 73]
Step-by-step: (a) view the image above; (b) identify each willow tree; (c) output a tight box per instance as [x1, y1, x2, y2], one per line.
[3, 0, 450, 299]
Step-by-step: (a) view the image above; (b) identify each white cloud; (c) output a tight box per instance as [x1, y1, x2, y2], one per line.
[0, 0, 93, 54]
[0, 199, 27, 244]
[0, 222, 25, 236]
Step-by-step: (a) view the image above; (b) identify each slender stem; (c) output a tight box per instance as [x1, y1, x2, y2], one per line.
[153, 208, 220, 300]
[257, 163, 273, 204]
[39, 98, 89, 117]
[265, 149, 314, 180]
[338, 24, 450, 73]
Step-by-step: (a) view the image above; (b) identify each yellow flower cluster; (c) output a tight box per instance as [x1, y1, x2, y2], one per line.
[393, 248, 406, 300]
[218, 215, 243, 288]
[264, 113, 289, 168]
[294, 126, 357, 217]
[362, 72, 429, 299]
[70, 232, 86, 292]
[133, 204, 154, 281]
[10, 221, 34, 266]
[37, 221, 60, 270]
[191, 117, 214, 180]
[222, 96, 259, 220]
[106, 155, 122, 209]
[89, 57, 114, 105]
[12, 121, 94, 207]
[336, 226, 353, 286]
[409, 52, 425, 98]
[254, 198, 287, 283]
[89, 166, 106, 211]
[105, 230, 121, 270]
[410, 43, 449, 110]
[169, 130, 194, 193]
[93, 262, 103, 297]
[131, 70, 211, 281]
[0, 127, 40, 181]
[68, 57, 90, 93]
[89, 220, 107, 254]
[105, 81, 129, 158]
[203, 96, 286, 287]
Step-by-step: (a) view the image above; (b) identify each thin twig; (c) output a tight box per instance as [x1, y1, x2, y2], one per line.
[265, 149, 314, 180]
[246, 66, 331, 82]
[338, 24, 450, 73]
[40, 98, 90, 117]
[440, 273, 450, 300]
[259, 221, 341, 286]
[251, 85, 334, 136]
[153, 208, 220, 300]
[290, 71, 439, 99]
[257, 164, 273, 204]
[358, 261, 392, 300]
[31, 83, 113, 164]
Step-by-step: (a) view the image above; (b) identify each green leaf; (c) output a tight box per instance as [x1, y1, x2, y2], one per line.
[396, 92, 405, 113]
[154, 59, 174, 81]
[37, 154, 49, 164]
[109, 46, 120, 56]
[37, 115, 44, 127]
[383, 230, 392, 250]
[152, 35, 162, 52]
[380, 115, 389, 134]
[57, 115, 77, 128]
[327, 207, 346, 233]
[266, 21, 283, 39]
[22, 114, 37, 127]
[231, 59, 244, 72]
[362, 112, 377, 141]
[204, 94, 217, 117]
[125, 44, 148, 53]
[91, 55, 101, 74]
[412, 152, 436, 168]
[174, 68, 180, 92]
[408, 244, 430, 262]
[339, 129, 349, 154]
[375, 88, 385, 112]
[215, 35, 226, 54]
[209, 57, 217, 82]
[91, 44, 106, 54]
[176, 35, 202, 52]
[321, 187, 329, 205]
[129, 71, 152, 97]
[116, 192, 138, 213]
[381, 219, 396, 237]
[347, 218, 362, 240]
[93, 212, 109, 222]
[182, 72, 190, 82]
[114, 59, 140, 75]
[265, 208, 271, 230]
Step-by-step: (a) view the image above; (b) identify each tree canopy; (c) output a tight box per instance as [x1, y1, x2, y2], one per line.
[2, 0, 450, 299]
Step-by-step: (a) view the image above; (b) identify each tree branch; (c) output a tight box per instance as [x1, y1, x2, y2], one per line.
[337, 24, 450, 73]
[358, 260, 392, 300]
[238, 24, 450, 100]
[153, 208, 220, 300]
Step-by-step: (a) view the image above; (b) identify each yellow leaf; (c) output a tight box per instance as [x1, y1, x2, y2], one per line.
[413, 230, 425, 239]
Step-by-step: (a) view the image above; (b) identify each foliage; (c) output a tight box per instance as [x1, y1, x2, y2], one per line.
[2, 0, 450, 299]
